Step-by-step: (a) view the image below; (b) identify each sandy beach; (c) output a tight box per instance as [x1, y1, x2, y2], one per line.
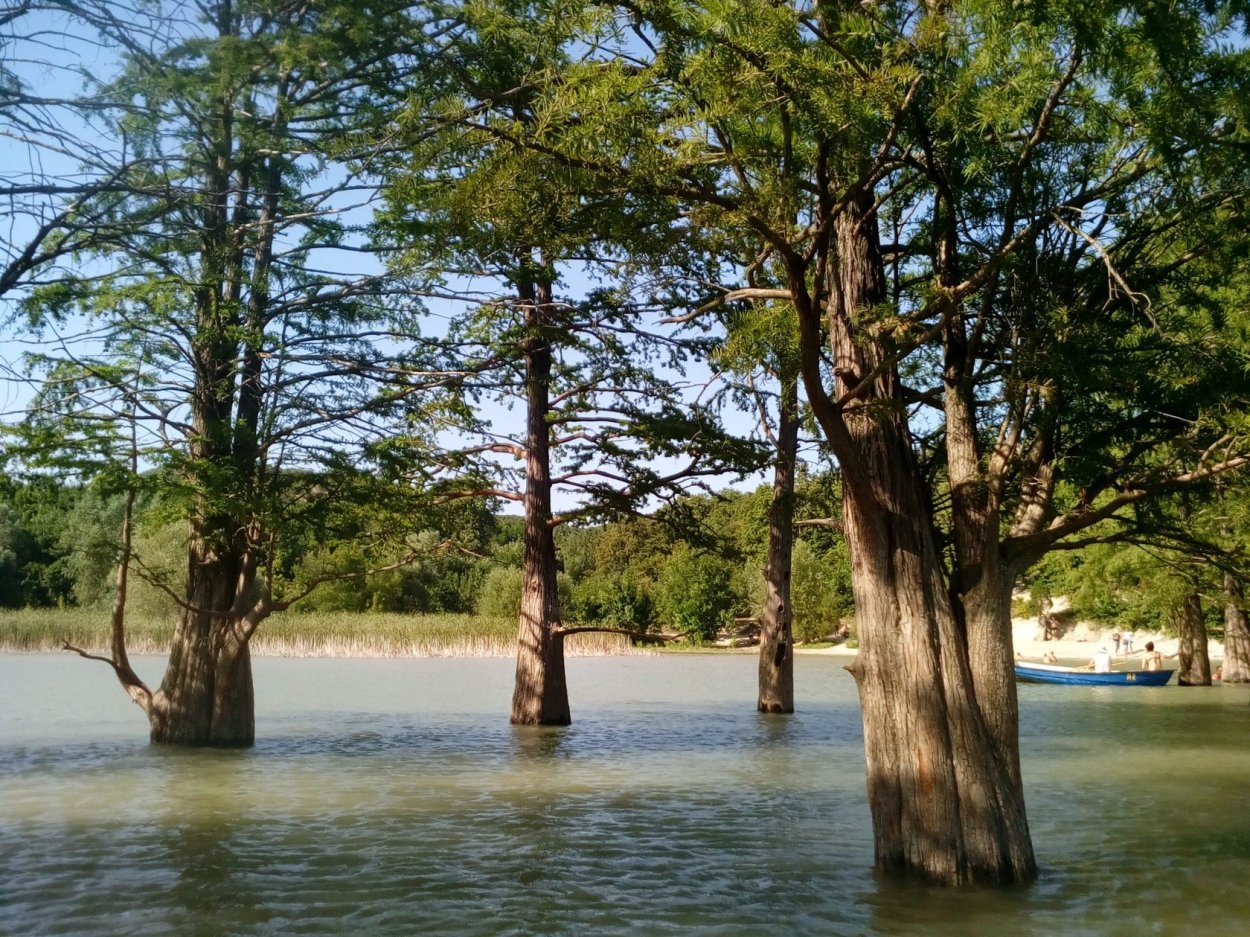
[798, 613, 1225, 668]
[1009, 617, 1223, 667]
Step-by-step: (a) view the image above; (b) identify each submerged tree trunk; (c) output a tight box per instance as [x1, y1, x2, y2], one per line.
[842, 423, 1034, 883]
[1222, 573, 1250, 683]
[148, 530, 255, 746]
[510, 278, 570, 726]
[793, 194, 1035, 884]
[1175, 592, 1212, 686]
[758, 375, 799, 713]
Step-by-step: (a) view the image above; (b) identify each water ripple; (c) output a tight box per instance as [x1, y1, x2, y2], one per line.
[3, 655, 1250, 935]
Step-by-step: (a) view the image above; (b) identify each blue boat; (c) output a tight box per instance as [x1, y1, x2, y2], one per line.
[1015, 661, 1174, 686]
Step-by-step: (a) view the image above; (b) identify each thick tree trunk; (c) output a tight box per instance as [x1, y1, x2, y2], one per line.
[1222, 573, 1250, 683]
[794, 193, 1035, 883]
[758, 376, 799, 713]
[148, 535, 255, 746]
[843, 424, 1035, 884]
[943, 361, 1024, 789]
[510, 278, 570, 726]
[1175, 592, 1212, 686]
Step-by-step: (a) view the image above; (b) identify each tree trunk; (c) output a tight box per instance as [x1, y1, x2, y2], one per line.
[793, 193, 1035, 883]
[758, 375, 799, 713]
[510, 278, 570, 726]
[148, 534, 255, 746]
[1175, 591, 1212, 686]
[1222, 573, 1250, 683]
[942, 339, 1024, 789]
[959, 568, 1025, 787]
[843, 423, 1035, 883]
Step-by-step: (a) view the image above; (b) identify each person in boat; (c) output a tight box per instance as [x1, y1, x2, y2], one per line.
[1042, 651, 1058, 663]
[1090, 647, 1113, 673]
[1142, 641, 1163, 671]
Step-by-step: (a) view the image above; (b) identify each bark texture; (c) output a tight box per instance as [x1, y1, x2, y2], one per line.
[1175, 592, 1212, 686]
[758, 376, 799, 714]
[843, 469, 1034, 883]
[148, 530, 256, 746]
[941, 274, 1025, 789]
[791, 194, 1035, 883]
[1222, 573, 1250, 683]
[510, 278, 571, 725]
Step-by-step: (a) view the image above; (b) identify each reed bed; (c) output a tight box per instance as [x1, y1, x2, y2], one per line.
[0, 608, 647, 658]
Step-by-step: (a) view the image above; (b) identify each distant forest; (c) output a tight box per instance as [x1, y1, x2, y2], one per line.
[0, 472, 854, 641]
[5, 469, 1242, 642]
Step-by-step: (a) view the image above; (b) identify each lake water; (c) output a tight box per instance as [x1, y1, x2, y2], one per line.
[2, 654, 1249, 936]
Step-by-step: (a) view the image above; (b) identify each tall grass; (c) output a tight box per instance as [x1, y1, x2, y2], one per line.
[0, 608, 647, 658]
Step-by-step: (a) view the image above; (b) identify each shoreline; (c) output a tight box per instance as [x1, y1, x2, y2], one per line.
[1008, 617, 1225, 667]
[0, 610, 1224, 664]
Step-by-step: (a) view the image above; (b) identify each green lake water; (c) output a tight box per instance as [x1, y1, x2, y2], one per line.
[2, 654, 1249, 936]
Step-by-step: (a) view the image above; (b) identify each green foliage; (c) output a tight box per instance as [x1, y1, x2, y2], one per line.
[570, 573, 656, 631]
[790, 540, 854, 642]
[655, 544, 737, 641]
[0, 503, 19, 608]
[0, 478, 78, 608]
[476, 565, 524, 619]
[289, 545, 375, 613]
[1027, 541, 1196, 634]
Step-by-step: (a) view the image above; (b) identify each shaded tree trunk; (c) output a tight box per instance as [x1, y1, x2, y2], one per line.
[959, 567, 1025, 786]
[1222, 573, 1250, 683]
[840, 417, 1033, 883]
[510, 277, 570, 725]
[793, 193, 1035, 884]
[758, 374, 799, 713]
[1175, 592, 1212, 686]
[938, 189, 1025, 792]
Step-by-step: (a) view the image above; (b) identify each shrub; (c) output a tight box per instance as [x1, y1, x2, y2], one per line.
[790, 539, 853, 642]
[571, 573, 655, 631]
[475, 565, 524, 618]
[656, 545, 736, 642]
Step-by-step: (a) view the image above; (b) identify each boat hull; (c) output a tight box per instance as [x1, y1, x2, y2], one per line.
[1015, 663, 1174, 686]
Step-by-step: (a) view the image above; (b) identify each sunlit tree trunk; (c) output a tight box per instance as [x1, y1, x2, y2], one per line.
[842, 447, 1033, 883]
[510, 277, 570, 725]
[958, 568, 1025, 785]
[758, 374, 799, 713]
[1175, 592, 1212, 686]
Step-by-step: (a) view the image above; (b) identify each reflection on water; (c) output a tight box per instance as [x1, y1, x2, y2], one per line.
[2, 654, 1249, 936]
